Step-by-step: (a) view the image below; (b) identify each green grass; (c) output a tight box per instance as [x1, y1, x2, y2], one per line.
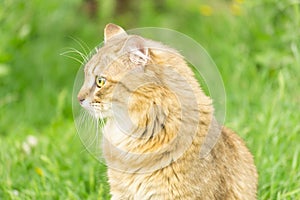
[1, 0, 299, 199]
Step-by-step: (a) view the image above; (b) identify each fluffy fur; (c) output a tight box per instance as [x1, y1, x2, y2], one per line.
[77, 23, 258, 199]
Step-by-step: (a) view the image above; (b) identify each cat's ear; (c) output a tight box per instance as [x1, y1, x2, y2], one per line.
[104, 23, 127, 42]
[123, 36, 149, 66]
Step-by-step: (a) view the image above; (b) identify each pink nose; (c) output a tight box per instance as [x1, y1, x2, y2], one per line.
[78, 96, 85, 104]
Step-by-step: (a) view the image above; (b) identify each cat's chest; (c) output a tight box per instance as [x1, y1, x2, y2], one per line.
[109, 170, 164, 197]
[102, 120, 130, 147]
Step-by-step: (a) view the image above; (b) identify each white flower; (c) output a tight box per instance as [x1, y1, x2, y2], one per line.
[27, 135, 38, 147]
[12, 190, 19, 196]
[22, 142, 31, 155]
[22, 135, 38, 155]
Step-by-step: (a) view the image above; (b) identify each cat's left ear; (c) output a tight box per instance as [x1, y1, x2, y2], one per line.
[123, 36, 149, 66]
[104, 23, 127, 42]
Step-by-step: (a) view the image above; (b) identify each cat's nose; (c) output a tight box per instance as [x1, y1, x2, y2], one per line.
[77, 96, 85, 104]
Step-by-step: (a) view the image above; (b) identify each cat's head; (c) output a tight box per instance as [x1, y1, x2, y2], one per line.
[78, 23, 180, 119]
[77, 24, 152, 118]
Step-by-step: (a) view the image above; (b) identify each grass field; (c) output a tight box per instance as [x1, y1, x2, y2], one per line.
[1, 0, 300, 199]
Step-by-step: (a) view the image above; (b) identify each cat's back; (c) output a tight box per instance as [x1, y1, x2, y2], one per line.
[203, 127, 258, 199]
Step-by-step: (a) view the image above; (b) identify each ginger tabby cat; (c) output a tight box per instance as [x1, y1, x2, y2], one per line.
[77, 23, 258, 199]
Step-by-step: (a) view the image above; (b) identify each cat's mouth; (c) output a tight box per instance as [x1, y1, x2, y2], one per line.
[79, 99, 111, 119]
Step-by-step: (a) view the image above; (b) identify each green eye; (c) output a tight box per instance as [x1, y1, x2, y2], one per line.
[96, 76, 106, 88]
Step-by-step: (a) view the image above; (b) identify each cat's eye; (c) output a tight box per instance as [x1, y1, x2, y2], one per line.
[96, 76, 106, 88]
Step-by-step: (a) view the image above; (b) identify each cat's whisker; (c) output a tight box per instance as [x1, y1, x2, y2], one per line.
[98, 112, 106, 127]
[60, 52, 84, 65]
[68, 48, 89, 63]
[82, 106, 106, 156]
[83, 110, 91, 126]
[83, 127, 97, 151]
[81, 108, 104, 152]
[78, 111, 91, 154]
[95, 47, 99, 53]
[78, 109, 86, 129]
[79, 110, 97, 149]
[69, 36, 91, 59]
[61, 48, 89, 63]
[96, 116, 100, 154]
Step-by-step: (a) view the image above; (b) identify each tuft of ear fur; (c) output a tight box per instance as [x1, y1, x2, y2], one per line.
[123, 36, 150, 66]
[104, 23, 127, 42]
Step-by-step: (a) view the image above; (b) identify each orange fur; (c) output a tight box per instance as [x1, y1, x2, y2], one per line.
[77, 24, 258, 199]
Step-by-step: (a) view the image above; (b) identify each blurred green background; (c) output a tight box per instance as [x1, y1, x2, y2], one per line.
[1, 0, 299, 199]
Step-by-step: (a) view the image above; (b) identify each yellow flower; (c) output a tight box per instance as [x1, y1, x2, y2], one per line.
[230, 3, 242, 16]
[199, 5, 213, 16]
[234, 0, 244, 4]
[35, 167, 44, 177]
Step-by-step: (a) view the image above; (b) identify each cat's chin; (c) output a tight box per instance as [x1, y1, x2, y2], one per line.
[93, 111, 111, 120]
[81, 105, 111, 120]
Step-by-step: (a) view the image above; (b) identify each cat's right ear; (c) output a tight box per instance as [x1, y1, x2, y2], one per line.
[104, 23, 127, 42]
[123, 36, 149, 67]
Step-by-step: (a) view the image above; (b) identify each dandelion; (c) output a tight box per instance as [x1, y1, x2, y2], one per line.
[22, 135, 38, 155]
[12, 190, 19, 196]
[199, 5, 213, 16]
[27, 135, 38, 147]
[22, 142, 31, 155]
[35, 167, 44, 177]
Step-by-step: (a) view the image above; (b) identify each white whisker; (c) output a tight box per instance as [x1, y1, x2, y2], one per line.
[60, 52, 84, 65]
[60, 48, 88, 63]
[96, 116, 100, 154]
[69, 36, 91, 59]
